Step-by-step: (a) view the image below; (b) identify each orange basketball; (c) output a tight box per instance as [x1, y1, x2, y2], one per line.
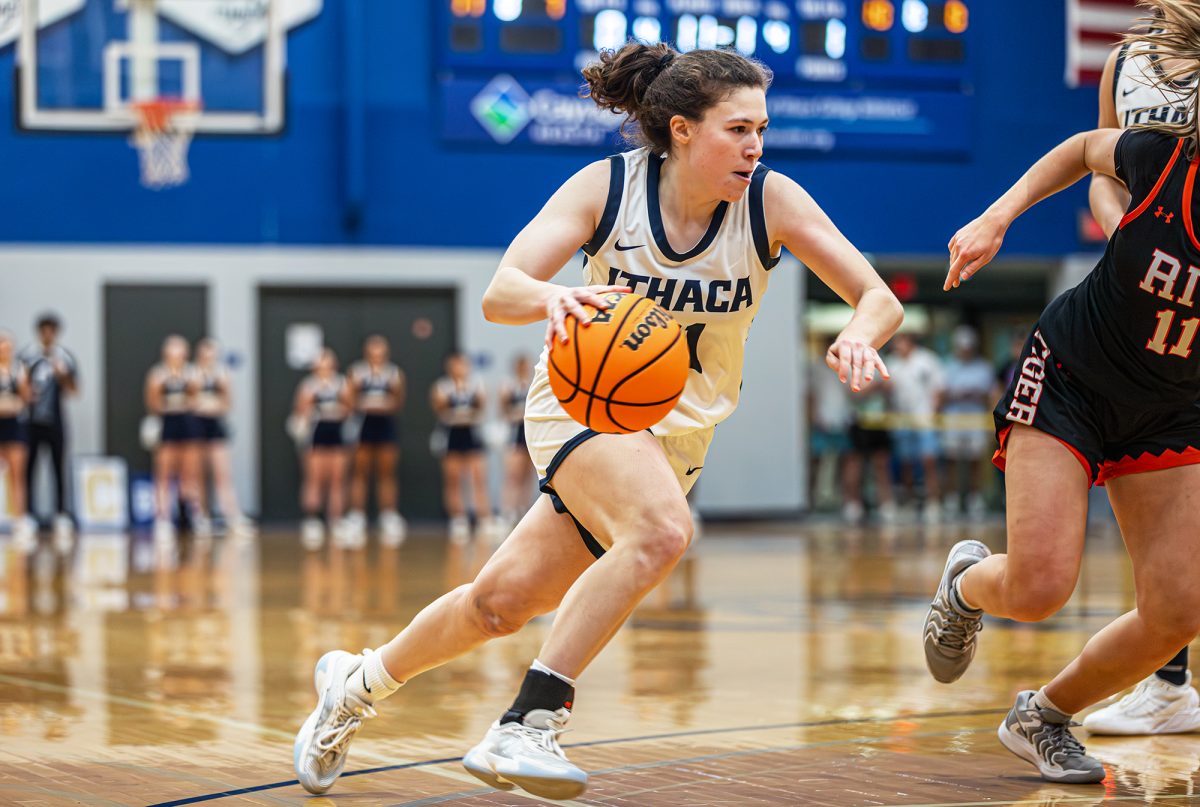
[548, 292, 689, 434]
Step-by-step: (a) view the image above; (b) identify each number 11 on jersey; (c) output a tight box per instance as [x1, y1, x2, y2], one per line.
[1147, 308, 1200, 358]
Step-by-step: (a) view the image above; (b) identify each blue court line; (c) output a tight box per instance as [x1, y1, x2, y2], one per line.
[142, 706, 1005, 807]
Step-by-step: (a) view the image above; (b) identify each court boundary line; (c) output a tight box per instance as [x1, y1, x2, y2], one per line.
[140, 707, 1008, 807]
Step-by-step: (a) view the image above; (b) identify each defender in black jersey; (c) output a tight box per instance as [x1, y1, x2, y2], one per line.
[1083, 25, 1200, 731]
[923, 117, 1200, 782]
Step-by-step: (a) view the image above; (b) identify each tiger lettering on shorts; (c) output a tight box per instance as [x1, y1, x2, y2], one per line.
[621, 306, 672, 352]
[1007, 330, 1051, 426]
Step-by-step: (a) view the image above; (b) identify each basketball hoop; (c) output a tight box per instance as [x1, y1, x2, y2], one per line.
[131, 99, 200, 190]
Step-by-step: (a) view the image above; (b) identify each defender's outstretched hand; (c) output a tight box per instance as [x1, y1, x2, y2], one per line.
[945, 213, 1008, 291]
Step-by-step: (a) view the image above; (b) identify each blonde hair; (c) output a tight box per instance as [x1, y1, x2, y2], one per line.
[1123, 1, 1200, 154]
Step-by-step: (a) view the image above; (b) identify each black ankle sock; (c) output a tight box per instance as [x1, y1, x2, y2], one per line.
[1155, 647, 1190, 687]
[500, 669, 575, 725]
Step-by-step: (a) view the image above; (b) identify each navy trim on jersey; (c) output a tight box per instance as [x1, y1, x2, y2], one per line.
[646, 154, 729, 261]
[1113, 42, 1129, 106]
[583, 156, 625, 256]
[749, 164, 781, 271]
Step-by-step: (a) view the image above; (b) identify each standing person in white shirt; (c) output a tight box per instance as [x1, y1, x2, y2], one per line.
[887, 332, 945, 523]
[940, 326, 996, 519]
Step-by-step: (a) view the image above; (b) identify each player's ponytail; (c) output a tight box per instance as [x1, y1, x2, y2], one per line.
[1124, 0, 1200, 156]
[582, 42, 772, 155]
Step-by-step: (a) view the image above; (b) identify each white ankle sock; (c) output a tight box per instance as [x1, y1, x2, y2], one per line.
[347, 648, 403, 704]
[531, 658, 576, 687]
[1033, 687, 1069, 718]
[953, 570, 980, 612]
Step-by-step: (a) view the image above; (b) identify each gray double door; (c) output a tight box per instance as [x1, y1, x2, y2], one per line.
[258, 287, 456, 522]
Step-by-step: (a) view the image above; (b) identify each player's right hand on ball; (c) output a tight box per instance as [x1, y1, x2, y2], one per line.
[544, 284, 632, 348]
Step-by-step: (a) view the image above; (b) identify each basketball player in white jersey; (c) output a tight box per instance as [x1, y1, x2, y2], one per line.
[1081, 15, 1200, 737]
[294, 42, 902, 799]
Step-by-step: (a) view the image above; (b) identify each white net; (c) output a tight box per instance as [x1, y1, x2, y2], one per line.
[131, 101, 198, 190]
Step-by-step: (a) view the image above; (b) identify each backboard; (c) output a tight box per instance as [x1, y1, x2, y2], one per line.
[14, 0, 322, 134]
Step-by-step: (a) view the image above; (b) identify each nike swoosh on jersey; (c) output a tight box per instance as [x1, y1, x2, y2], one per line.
[685, 465, 703, 476]
[615, 241, 644, 251]
[1123, 86, 1138, 96]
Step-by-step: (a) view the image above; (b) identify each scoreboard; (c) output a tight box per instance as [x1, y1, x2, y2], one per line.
[439, 0, 974, 156]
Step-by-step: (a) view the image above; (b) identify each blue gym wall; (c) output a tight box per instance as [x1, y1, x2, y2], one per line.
[0, 1, 1096, 254]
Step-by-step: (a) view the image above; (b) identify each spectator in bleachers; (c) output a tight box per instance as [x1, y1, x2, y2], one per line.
[19, 313, 77, 552]
[842, 380, 896, 524]
[0, 332, 34, 552]
[940, 326, 995, 519]
[886, 332, 945, 524]
[808, 340, 853, 516]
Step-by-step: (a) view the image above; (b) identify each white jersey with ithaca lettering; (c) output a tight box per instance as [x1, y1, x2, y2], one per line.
[524, 147, 780, 496]
[1114, 40, 1195, 129]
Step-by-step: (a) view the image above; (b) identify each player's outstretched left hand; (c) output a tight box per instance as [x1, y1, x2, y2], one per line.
[826, 338, 889, 393]
[945, 212, 1007, 290]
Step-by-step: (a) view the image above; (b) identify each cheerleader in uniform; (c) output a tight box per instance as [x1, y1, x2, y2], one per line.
[191, 339, 255, 539]
[498, 354, 535, 533]
[292, 349, 353, 550]
[144, 336, 202, 547]
[431, 353, 493, 544]
[0, 332, 34, 553]
[347, 336, 407, 547]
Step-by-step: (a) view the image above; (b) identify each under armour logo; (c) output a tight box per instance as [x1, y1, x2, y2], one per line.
[1155, 205, 1175, 223]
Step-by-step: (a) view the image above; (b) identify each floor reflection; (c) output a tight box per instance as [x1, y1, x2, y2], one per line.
[0, 517, 1194, 804]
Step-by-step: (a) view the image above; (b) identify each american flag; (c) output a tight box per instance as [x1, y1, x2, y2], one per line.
[1066, 0, 1142, 86]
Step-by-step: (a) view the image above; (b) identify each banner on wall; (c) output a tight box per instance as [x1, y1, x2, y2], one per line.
[73, 456, 129, 532]
[442, 75, 971, 157]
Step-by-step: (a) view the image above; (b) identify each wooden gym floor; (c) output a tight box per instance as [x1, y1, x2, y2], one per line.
[0, 517, 1196, 806]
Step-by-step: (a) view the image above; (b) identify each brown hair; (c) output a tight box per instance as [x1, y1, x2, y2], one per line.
[1123, 1, 1200, 154]
[582, 43, 772, 155]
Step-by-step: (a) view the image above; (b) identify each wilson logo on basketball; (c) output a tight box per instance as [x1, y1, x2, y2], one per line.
[621, 306, 671, 352]
[547, 292, 688, 434]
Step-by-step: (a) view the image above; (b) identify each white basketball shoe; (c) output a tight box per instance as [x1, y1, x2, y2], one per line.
[448, 516, 471, 546]
[52, 514, 75, 555]
[12, 516, 38, 555]
[1082, 671, 1200, 735]
[293, 650, 377, 794]
[462, 708, 587, 800]
[379, 510, 407, 547]
[300, 518, 325, 550]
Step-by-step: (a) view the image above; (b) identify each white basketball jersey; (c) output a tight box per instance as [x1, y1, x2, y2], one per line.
[528, 147, 779, 437]
[1114, 40, 1195, 129]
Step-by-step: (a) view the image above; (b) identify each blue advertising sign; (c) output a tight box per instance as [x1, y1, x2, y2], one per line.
[442, 75, 971, 157]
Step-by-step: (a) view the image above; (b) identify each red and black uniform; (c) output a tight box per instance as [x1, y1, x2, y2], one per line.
[995, 130, 1200, 484]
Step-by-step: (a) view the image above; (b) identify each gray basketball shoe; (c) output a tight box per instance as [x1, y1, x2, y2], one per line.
[999, 690, 1106, 783]
[293, 650, 377, 794]
[923, 539, 990, 683]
